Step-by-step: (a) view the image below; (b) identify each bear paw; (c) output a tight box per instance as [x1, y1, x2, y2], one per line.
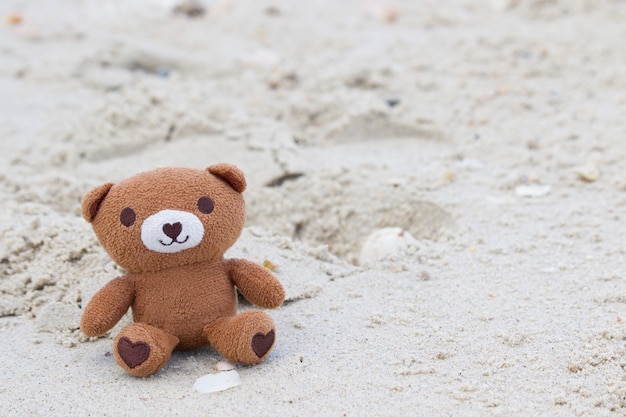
[204, 311, 277, 364]
[114, 323, 179, 377]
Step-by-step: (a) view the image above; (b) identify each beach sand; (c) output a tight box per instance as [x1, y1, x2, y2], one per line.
[1, 0, 626, 415]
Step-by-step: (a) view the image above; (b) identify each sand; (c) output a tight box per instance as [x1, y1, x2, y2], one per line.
[1, 0, 626, 415]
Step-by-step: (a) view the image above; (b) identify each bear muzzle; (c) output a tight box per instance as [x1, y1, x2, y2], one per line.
[140, 210, 205, 253]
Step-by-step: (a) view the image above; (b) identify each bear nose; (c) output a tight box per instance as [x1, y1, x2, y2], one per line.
[162, 222, 182, 240]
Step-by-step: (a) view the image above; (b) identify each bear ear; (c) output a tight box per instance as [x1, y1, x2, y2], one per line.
[82, 183, 114, 223]
[207, 163, 246, 193]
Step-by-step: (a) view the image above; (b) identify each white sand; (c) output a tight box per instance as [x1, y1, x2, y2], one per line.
[1, 0, 626, 415]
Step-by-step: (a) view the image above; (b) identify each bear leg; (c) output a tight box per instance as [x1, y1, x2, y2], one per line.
[204, 310, 277, 364]
[113, 323, 180, 377]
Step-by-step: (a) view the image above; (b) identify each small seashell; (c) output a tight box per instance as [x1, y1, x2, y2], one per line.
[359, 227, 417, 264]
[215, 360, 236, 372]
[386, 177, 406, 187]
[193, 370, 241, 393]
[363, 2, 400, 23]
[514, 184, 550, 197]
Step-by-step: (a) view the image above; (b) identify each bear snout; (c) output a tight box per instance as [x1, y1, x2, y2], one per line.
[140, 210, 205, 254]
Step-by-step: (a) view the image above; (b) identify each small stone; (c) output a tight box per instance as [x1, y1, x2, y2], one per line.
[263, 259, 277, 271]
[384, 96, 401, 107]
[574, 162, 600, 182]
[6, 13, 23, 25]
[264, 6, 281, 16]
[172, 0, 206, 18]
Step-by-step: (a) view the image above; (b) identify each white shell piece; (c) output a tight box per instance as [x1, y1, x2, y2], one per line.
[215, 361, 236, 372]
[192, 370, 242, 393]
[140, 209, 205, 253]
[359, 227, 417, 264]
[514, 185, 551, 197]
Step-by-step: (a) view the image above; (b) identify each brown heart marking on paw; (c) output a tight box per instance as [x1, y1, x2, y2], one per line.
[117, 337, 151, 368]
[251, 330, 275, 358]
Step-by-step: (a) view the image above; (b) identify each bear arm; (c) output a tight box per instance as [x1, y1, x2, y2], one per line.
[80, 276, 134, 337]
[226, 259, 285, 309]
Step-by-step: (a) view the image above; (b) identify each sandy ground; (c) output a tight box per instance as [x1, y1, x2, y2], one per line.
[1, 0, 626, 415]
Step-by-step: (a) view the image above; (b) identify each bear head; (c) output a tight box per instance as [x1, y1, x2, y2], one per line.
[82, 164, 246, 273]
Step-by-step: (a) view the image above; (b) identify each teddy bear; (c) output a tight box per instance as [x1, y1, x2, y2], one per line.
[80, 163, 285, 377]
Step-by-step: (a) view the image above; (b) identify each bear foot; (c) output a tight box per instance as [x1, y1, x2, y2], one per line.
[204, 311, 277, 364]
[114, 323, 179, 377]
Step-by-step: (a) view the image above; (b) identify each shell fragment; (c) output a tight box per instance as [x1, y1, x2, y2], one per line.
[193, 370, 242, 393]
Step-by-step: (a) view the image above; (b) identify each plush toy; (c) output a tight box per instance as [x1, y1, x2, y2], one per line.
[80, 164, 285, 377]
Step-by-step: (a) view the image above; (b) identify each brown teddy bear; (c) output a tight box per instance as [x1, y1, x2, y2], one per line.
[80, 164, 285, 377]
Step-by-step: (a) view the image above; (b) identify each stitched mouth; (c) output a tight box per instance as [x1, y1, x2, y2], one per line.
[158, 235, 190, 246]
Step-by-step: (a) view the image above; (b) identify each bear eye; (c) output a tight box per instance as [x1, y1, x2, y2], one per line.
[197, 196, 214, 214]
[120, 207, 136, 227]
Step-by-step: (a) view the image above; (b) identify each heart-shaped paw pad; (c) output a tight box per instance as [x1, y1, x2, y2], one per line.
[251, 330, 275, 358]
[117, 337, 151, 368]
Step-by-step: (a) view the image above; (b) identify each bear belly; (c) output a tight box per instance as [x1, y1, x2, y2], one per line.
[129, 263, 238, 350]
